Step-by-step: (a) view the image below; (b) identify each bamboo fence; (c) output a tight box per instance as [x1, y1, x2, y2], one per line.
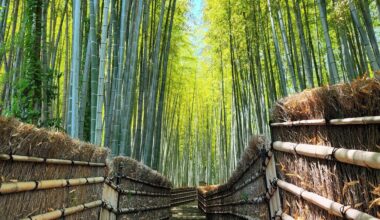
[197, 137, 272, 220]
[109, 156, 172, 220]
[269, 79, 380, 219]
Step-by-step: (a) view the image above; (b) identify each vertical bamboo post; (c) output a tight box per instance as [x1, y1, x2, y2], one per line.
[266, 133, 282, 217]
[100, 183, 118, 220]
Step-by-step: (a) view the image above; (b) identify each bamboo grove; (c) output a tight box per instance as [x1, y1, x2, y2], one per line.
[1, 0, 380, 186]
[0, 0, 180, 170]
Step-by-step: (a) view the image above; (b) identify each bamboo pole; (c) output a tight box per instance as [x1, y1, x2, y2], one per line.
[277, 180, 378, 220]
[201, 196, 266, 208]
[171, 198, 197, 207]
[273, 141, 380, 169]
[274, 210, 295, 220]
[192, 172, 263, 202]
[270, 115, 380, 127]
[171, 190, 196, 197]
[0, 177, 104, 194]
[119, 204, 171, 213]
[118, 175, 171, 189]
[21, 200, 102, 220]
[271, 119, 326, 126]
[0, 154, 106, 166]
[105, 180, 171, 197]
[100, 184, 118, 220]
[171, 194, 197, 202]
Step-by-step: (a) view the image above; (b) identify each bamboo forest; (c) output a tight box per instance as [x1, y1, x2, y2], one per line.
[2, 0, 380, 211]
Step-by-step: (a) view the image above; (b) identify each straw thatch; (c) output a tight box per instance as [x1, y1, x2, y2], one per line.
[109, 156, 172, 220]
[0, 117, 108, 219]
[198, 136, 269, 219]
[271, 79, 380, 219]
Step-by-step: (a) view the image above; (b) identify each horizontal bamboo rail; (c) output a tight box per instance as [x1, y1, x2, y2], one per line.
[273, 141, 380, 169]
[201, 194, 266, 208]
[101, 199, 118, 214]
[276, 179, 378, 220]
[171, 189, 196, 195]
[0, 177, 104, 194]
[203, 155, 262, 197]
[198, 172, 264, 202]
[0, 154, 106, 166]
[273, 210, 295, 220]
[171, 198, 197, 206]
[270, 115, 380, 127]
[171, 191, 196, 198]
[171, 194, 197, 202]
[105, 179, 171, 197]
[115, 175, 171, 190]
[21, 200, 102, 220]
[234, 171, 265, 191]
[119, 204, 171, 214]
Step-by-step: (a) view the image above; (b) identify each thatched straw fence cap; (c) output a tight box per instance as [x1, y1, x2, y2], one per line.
[0, 117, 108, 163]
[111, 156, 172, 188]
[199, 136, 265, 197]
[198, 185, 220, 196]
[271, 79, 380, 122]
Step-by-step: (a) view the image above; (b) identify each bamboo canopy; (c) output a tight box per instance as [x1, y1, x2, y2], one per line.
[273, 141, 380, 169]
[21, 200, 102, 220]
[276, 180, 378, 220]
[0, 154, 106, 166]
[0, 177, 104, 194]
[270, 115, 380, 127]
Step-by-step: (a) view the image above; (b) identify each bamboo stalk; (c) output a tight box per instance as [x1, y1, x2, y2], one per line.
[273, 141, 380, 169]
[0, 154, 106, 166]
[270, 115, 380, 127]
[21, 200, 102, 220]
[277, 180, 378, 219]
[0, 177, 104, 194]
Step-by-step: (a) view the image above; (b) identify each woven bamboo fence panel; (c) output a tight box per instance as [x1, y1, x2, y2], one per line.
[270, 79, 380, 219]
[0, 117, 108, 219]
[108, 156, 172, 220]
[0, 117, 175, 220]
[171, 187, 197, 206]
